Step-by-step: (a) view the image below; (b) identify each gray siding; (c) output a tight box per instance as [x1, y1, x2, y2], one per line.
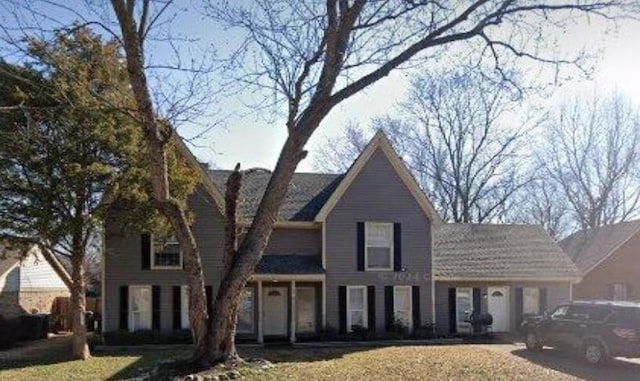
[262, 228, 321, 256]
[325, 148, 433, 332]
[434, 280, 572, 334]
[104, 187, 225, 332]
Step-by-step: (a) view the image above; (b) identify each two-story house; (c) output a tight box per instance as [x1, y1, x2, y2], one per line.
[102, 132, 579, 342]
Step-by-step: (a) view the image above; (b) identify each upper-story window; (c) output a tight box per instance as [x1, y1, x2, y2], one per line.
[365, 222, 393, 271]
[152, 235, 182, 269]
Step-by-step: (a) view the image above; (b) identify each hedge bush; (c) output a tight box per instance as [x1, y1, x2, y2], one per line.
[102, 329, 192, 345]
[19, 314, 50, 341]
[0, 316, 21, 349]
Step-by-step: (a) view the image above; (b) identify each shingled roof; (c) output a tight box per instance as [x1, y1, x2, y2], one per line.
[559, 220, 640, 275]
[433, 224, 580, 280]
[208, 169, 343, 221]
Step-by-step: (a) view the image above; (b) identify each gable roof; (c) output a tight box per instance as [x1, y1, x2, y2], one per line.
[209, 170, 342, 221]
[314, 131, 442, 224]
[0, 244, 71, 288]
[559, 220, 640, 275]
[434, 223, 580, 281]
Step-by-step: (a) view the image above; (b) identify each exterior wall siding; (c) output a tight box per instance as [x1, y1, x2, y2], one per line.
[325, 148, 433, 332]
[254, 227, 322, 256]
[572, 231, 640, 301]
[434, 280, 572, 335]
[0, 266, 19, 292]
[19, 250, 69, 290]
[104, 187, 225, 332]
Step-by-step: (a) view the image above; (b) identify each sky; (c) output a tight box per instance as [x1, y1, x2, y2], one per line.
[2, 1, 640, 173]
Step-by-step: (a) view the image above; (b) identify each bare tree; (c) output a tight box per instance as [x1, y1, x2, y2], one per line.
[542, 91, 640, 232]
[315, 68, 533, 223]
[111, 0, 637, 368]
[313, 122, 368, 173]
[511, 176, 571, 239]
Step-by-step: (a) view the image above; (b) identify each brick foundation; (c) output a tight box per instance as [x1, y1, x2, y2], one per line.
[19, 289, 70, 315]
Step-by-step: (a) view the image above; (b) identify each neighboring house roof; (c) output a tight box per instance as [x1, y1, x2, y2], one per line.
[314, 131, 442, 224]
[433, 224, 580, 281]
[255, 255, 324, 274]
[559, 219, 640, 275]
[209, 169, 343, 221]
[0, 243, 72, 289]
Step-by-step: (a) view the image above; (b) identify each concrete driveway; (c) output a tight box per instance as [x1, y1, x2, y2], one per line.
[481, 342, 640, 381]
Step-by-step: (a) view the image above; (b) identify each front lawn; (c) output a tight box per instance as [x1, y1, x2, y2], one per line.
[0, 345, 576, 381]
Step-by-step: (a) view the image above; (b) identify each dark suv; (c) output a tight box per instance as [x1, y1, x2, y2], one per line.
[521, 301, 640, 365]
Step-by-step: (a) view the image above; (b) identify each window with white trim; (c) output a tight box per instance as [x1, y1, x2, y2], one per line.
[237, 287, 255, 334]
[523, 287, 540, 315]
[394, 286, 412, 330]
[296, 287, 316, 333]
[365, 222, 393, 270]
[129, 285, 152, 332]
[347, 286, 367, 331]
[152, 235, 182, 269]
[181, 286, 190, 329]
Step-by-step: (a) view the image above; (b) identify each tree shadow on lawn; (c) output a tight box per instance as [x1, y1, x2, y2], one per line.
[511, 348, 640, 381]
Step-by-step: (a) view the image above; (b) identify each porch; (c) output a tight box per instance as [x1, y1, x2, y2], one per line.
[245, 255, 325, 343]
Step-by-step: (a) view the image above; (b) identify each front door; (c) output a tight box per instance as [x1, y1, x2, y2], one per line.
[263, 286, 288, 336]
[488, 287, 510, 332]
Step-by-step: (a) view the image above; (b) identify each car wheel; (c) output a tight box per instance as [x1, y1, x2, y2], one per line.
[583, 340, 609, 366]
[525, 331, 543, 351]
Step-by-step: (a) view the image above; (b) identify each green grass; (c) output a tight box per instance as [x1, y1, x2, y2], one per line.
[0, 345, 577, 381]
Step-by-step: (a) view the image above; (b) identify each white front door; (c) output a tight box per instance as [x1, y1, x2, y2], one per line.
[488, 287, 510, 332]
[263, 286, 288, 336]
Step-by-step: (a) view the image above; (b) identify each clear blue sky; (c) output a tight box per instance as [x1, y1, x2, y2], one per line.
[1, 1, 639, 172]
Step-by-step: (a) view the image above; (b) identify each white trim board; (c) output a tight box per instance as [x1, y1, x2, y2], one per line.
[314, 131, 442, 225]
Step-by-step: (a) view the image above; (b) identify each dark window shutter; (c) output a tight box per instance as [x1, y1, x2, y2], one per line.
[412, 286, 421, 330]
[357, 222, 365, 271]
[384, 286, 394, 331]
[152, 285, 161, 330]
[119, 286, 129, 330]
[205, 286, 213, 317]
[367, 286, 376, 331]
[448, 288, 457, 334]
[173, 286, 182, 330]
[141, 233, 151, 270]
[393, 223, 402, 272]
[472, 288, 482, 333]
[539, 288, 547, 314]
[515, 287, 524, 329]
[338, 286, 347, 334]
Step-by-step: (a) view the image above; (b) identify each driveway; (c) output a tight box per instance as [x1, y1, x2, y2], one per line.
[481, 342, 640, 381]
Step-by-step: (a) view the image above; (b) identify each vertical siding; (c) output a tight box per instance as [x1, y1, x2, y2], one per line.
[19, 250, 68, 290]
[325, 148, 433, 332]
[434, 280, 572, 335]
[104, 187, 225, 332]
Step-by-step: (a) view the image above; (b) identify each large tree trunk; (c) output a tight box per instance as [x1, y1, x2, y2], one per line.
[70, 238, 90, 360]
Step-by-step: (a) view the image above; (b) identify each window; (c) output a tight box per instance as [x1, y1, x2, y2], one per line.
[129, 285, 152, 332]
[181, 286, 190, 329]
[613, 284, 628, 301]
[347, 286, 367, 331]
[611, 308, 640, 327]
[152, 235, 182, 269]
[456, 288, 472, 333]
[296, 287, 316, 334]
[365, 222, 393, 270]
[523, 288, 540, 315]
[566, 305, 590, 321]
[237, 288, 254, 334]
[394, 286, 412, 330]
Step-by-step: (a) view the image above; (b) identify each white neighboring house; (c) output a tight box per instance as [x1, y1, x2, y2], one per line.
[0, 244, 71, 318]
